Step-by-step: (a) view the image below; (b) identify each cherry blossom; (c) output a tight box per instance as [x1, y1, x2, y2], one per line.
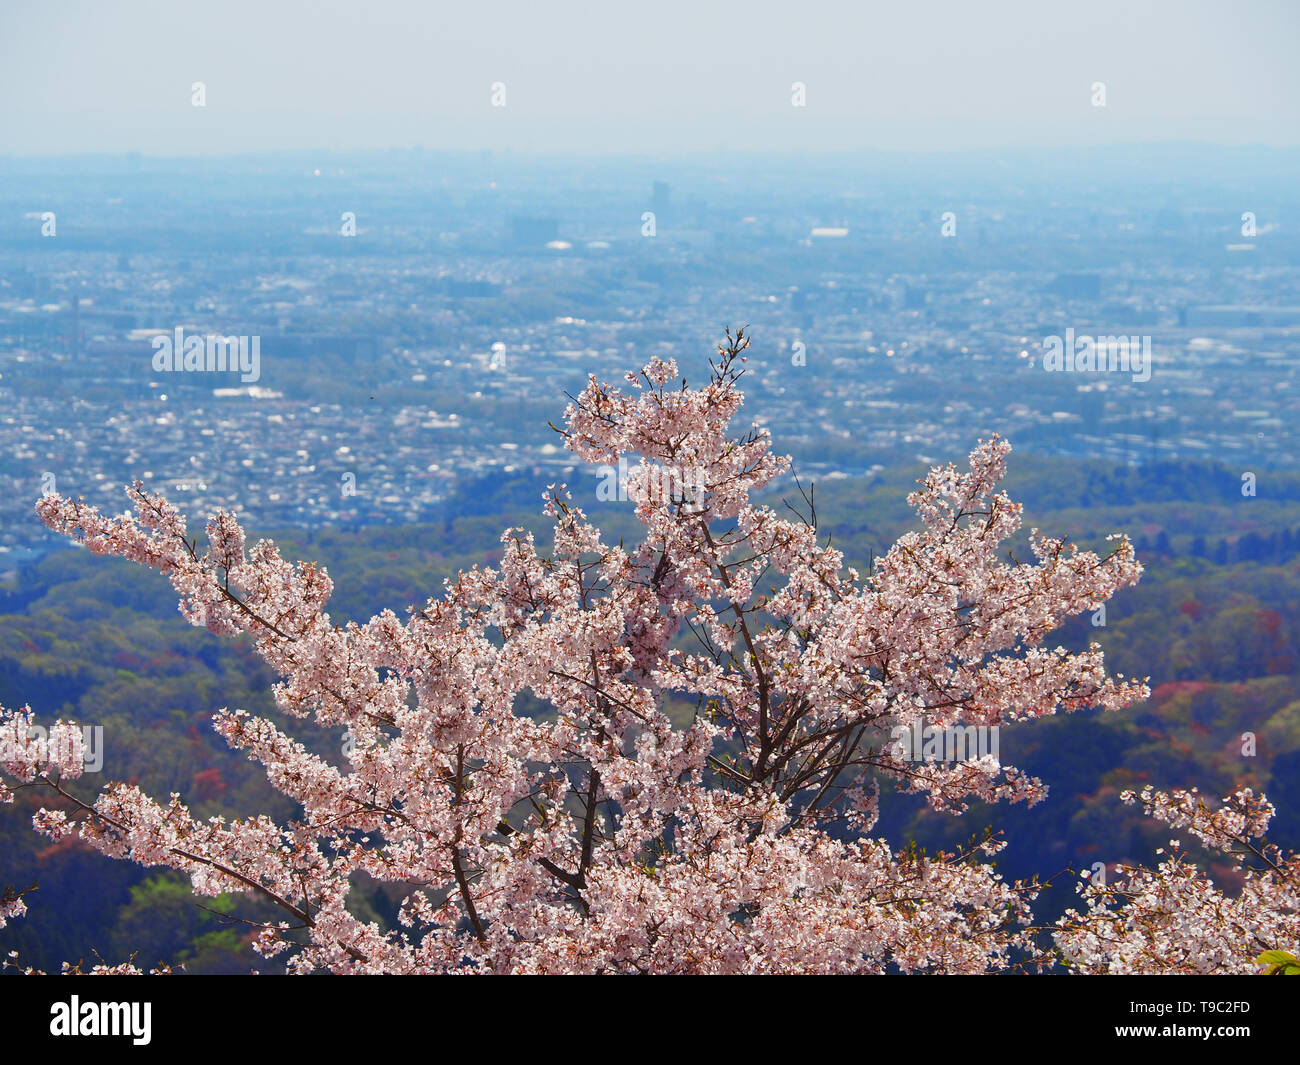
[1054, 787, 1300, 974]
[3, 328, 1220, 974]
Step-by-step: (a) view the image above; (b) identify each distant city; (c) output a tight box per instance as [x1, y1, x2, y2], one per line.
[2, 147, 1297, 566]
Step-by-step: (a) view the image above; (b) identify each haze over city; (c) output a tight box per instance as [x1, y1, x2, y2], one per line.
[2, 0, 1298, 155]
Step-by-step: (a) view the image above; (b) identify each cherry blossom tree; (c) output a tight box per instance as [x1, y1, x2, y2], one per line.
[2, 328, 1278, 974]
[1054, 786, 1300, 974]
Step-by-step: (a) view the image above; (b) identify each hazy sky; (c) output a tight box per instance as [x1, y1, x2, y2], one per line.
[2, 0, 1298, 156]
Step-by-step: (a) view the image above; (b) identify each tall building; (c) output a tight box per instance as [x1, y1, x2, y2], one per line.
[1051, 273, 1101, 301]
[652, 182, 671, 224]
[508, 216, 559, 246]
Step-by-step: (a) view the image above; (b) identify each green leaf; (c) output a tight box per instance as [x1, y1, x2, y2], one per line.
[1256, 950, 1297, 965]
[1254, 950, 1300, 975]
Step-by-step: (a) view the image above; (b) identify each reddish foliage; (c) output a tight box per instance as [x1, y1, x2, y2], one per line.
[1257, 609, 1282, 640]
[1150, 681, 1211, 702]
[36, 834, 91, 862]
[192, 768, 227, 800]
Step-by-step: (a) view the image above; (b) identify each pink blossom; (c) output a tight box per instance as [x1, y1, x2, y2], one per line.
[8, 329, 1252, 975]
